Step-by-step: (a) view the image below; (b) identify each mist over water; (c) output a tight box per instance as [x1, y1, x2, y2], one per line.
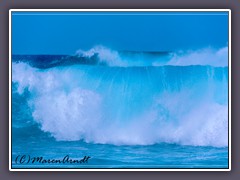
[12, 46, 228, 147]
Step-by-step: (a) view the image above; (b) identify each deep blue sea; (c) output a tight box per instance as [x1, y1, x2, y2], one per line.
[11, 47, 229, 169]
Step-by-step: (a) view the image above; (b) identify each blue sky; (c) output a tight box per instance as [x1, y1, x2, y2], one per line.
[12, 11, 229, 55]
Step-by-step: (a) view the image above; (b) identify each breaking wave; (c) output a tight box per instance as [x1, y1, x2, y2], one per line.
[12, 52, 228, 147]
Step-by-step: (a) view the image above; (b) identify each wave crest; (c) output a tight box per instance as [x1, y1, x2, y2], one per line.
[74, 45, 228, 67]
[167, 47, 228, 67]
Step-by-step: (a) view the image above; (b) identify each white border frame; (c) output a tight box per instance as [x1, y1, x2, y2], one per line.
[9, 9, 231, 172]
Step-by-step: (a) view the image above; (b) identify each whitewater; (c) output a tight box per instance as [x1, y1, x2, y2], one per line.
[11, 46, 229, 168]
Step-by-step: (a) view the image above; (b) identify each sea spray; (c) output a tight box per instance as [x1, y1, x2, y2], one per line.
[12, 57, 228, 147]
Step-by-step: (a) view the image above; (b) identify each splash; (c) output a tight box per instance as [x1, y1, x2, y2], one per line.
[12, 60, 228, 147]
[167, 47, 228, 67]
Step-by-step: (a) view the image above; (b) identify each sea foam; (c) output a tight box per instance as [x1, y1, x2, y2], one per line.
[12, 61, 228, 147]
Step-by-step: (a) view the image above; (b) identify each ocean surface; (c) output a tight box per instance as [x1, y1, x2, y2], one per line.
[11, 46, 229, 169]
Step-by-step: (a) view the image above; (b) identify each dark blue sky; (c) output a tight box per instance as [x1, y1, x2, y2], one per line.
[12, 11, 229, 55]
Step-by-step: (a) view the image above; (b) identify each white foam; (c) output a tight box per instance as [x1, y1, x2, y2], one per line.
[12, 62, 228, 147]
[76, 45, 127, 66]
[75, 45, 228, 67]
[31, 88, 102, 141]
[167, 46, 228, 67]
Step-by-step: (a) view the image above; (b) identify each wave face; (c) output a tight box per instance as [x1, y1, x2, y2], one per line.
[12, 46, 228, 147]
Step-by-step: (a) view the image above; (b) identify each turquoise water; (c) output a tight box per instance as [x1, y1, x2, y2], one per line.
[11, 50, 229, 169]
[12, 125, 228, 168]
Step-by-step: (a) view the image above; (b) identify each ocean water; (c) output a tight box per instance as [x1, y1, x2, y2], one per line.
[11, 46, 229, 169]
